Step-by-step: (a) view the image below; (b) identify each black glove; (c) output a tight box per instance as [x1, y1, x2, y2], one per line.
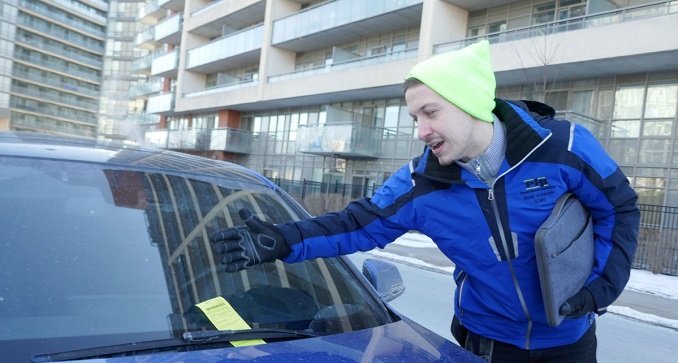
[559, 288, 596, 319]
[209, 209, 291, 272]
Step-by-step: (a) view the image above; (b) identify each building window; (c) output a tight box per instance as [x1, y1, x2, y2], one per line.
[488, 21, 507, 33]
[532, 1, 556, 24]
[613, 85, 645, 119]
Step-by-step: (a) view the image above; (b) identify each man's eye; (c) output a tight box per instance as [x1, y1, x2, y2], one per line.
[412, 117, 418, 124]
[425, 110, 435, 117]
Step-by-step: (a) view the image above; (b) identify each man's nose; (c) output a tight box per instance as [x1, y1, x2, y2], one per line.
[417, 121, 430, 141]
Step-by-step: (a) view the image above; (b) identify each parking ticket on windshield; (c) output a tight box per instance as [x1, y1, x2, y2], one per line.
[195, 296, 266, 347]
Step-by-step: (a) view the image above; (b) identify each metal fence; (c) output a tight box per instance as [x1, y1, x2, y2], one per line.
[272, 178, 678, 276]
[635, 204, 678, 276]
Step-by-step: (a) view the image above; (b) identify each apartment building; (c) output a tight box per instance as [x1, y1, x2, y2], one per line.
[136, 0, 678, 206]
[0, 0, 148, 139]
[0, 0, 106, 137]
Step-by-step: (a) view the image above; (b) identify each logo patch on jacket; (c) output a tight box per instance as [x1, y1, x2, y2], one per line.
[524, 177, 549, 190]
[521, 177, 556, 204]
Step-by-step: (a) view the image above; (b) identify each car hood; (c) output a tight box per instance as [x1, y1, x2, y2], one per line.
[55, 321, 479, 363]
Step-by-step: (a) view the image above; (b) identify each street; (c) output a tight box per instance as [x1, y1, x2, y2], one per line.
[347, 253, 678, 363]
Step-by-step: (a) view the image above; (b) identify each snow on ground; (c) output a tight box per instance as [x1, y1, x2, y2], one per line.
[606, 306, 678, 330]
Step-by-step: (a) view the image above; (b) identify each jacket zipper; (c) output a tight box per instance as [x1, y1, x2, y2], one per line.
[456, 273, 468, 313]
[488, 190, 533, 349]
[484, 133, 552, 349]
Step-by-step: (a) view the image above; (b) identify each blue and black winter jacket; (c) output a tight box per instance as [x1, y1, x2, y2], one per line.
[279, 99, 640, 349]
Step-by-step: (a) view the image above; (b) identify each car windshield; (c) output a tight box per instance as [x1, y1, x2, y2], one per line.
[0, 156, 390, 360]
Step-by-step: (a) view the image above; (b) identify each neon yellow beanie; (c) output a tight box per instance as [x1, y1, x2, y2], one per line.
[407, 40, 496, 122]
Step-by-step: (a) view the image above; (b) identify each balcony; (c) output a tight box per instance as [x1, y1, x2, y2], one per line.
[209, 128, 253, 153]
[135, 28, 157, 49]
[151, 50, 179, 78]
[269, 47, 417, 83]
[187, 0, 266, 39]
[186, 25, 264, 73]
[154, 14, 182, 45]
[297, 123, 383, 159]
[434, 0, 678, 86]
[147, 92, 174, 114]
[159, 0, 185, 12]
[144, 127, 252, 153]
[127, 112, 160, 126]
[145, 129, 199, 150]
[139, 0, 186, 24]
[132, 53, 154, 73]
[53, 0, 106, 24]
[272, 0, 422, 52]
[138, 0, 166, 25]
[129, 78, 164, 98]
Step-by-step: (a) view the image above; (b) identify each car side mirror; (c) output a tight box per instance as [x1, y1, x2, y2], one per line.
[362, 258, 405, 302]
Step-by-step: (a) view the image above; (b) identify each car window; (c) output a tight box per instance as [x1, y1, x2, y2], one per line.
[0, 156, 389, 360]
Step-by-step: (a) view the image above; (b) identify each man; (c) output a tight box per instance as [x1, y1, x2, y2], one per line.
[210, 40, 640, 362]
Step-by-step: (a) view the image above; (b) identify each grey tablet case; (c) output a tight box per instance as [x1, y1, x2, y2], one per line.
[534, 193, 594, 327]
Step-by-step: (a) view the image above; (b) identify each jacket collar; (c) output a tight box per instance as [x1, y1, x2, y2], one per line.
[413, 99, 553, 184]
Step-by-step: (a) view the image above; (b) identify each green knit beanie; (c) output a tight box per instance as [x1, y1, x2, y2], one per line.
[407, 40, 496, 122]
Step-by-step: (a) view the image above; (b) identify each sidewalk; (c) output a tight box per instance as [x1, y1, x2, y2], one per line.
[366, 235, 678, 331]
[614, 289, 678, 320]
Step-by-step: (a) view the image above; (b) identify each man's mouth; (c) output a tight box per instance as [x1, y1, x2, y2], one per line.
[430, 141, 444, 152]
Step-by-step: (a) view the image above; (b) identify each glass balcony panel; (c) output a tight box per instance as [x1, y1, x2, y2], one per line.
[128, 112, 160, 125]
[434, 1, 678, 53]
[296, 123, 382, 159]
[147, 93, 174, 113]
[129, 79, 164, 97]
[53, 0, 106, 24]
[144, 130, 168, 148]
[136, 28, 155, 46]
[167, 129, 198, 149]
[154, 14, 182, 43]
[151, 50, 178, 76]
[272, 0, 422, 44]
[186, 25, 264, 69]
[209, 128, 253, 153]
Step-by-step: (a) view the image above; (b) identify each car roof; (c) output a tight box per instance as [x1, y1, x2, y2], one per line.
[0, 131, 274, 188]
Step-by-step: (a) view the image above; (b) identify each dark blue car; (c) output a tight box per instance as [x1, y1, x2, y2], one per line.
[0, 131, 481, 363]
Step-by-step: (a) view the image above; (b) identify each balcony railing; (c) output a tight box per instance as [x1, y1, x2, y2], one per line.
[136, 28, 155, 47]
[144, 127, 252, 153]
[209, 128, 253, 153]
[297, 123, 384, 159]
[127, 112, 160, 125]
[129, 78, 164, 97]
[184, 78, 258, 98]
[154, 14, 182, 44]
[269, 48, 417, 83]
[151, 50, 178, 77]
[272, 0, 422, 44]
[186, 25, 264, 70]
[144, 129, 200, 149]
[53, 0, 106, 24]
[434, 0, 678, 53]
[147, 92, 174, 114]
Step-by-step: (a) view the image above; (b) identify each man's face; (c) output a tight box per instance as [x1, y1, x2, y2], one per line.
[405, 83, 487, 165]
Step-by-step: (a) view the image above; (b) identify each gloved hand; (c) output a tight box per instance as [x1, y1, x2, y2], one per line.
[559, 287, 596, 319]
[209, 209, 291, 272]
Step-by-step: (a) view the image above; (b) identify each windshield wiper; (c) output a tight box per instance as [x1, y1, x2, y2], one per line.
[32, 328, 329, 362]
[183, 328, 327, 342]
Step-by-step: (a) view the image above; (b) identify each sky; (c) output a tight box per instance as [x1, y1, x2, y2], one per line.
[366, 232, 678, 330]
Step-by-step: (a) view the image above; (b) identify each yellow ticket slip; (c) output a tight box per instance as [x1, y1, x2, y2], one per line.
[195, 296, 266, 347]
